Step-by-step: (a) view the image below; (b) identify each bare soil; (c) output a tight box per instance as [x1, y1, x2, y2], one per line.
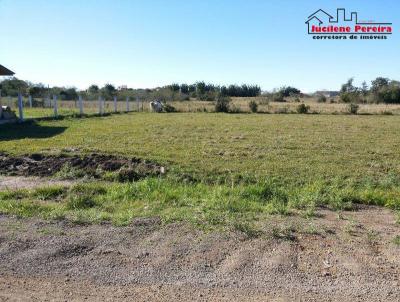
[0, 206, 399, 301]
[0, 176, 75, 191]
[0, 153, 164, 180]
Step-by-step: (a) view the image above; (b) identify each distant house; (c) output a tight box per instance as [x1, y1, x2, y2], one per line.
[0, 65, 15, 76]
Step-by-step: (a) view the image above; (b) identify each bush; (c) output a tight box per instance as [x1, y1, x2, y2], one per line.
[215, 95, 231, 113]
[296, 103, 310, 114]
[340, 92, 362, 103]
[163, 104, 177, 113]
[374, 84, 400, 104]
[249, 100, 258, 113]
[348, 103, 359, 114]
[272, 93, 286, 102]
[317, 94, 327, 103]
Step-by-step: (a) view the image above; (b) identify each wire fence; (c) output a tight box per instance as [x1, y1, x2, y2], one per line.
[0, 94, 148, 121]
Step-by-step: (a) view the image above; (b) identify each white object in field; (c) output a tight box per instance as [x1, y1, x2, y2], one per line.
[18, 93, 24, 121]
[53, 95, 58, 117]
[114, 96, 117, 112]
[29, 95, 32, 108]
[78, 95, 83, 115]
[126, 96, 130, 112]
[150, 100, 163, 112]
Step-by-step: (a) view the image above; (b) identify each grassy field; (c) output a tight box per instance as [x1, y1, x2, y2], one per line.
[1, 113, 399, 229]
[3, 96, 400, 118]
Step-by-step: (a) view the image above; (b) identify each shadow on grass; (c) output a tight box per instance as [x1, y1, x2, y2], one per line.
[0, 121, 67, 141]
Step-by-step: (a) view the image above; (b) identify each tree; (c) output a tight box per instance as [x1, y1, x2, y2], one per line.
[196, 82, 206, 95]
[88, 85, 99, 95]
[371, 77, 389, 93]
[167, 83, 180, 92]
[340, 78, 361, 103]
[101, 84, 116, 99]
[0, 77, 29, 96]
[279, 86, 301, 97]
[361, 81, 369, 96]
[374, 83, 400, 104]
[180, 84, 189, 94]
[340, 78, 357, 93]
[28, 84, 47, 98]
[60, 87, 78, 100]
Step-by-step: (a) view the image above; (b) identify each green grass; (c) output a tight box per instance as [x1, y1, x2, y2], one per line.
[1, 113, 400, 228]
[1, 113, 400, 183]
[0, 178, 398, 228]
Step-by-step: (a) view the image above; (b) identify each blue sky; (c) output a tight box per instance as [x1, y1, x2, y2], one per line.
[0, 0, 398, 92]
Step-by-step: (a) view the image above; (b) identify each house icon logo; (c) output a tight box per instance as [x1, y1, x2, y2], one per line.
[305, 8, 392, 39]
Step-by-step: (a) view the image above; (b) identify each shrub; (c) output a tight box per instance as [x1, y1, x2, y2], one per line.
[272, 93, 286, 102]
[317, 94, 327, 103]
[163, 104, 177, 113]
[348, 103, 359, 114]
[215, 95, 231, 113]
[249, 100, 258, 113]
[374, 84, 400, 104]
[296, 103, 310, 114]
[340, 92, 362, 103]
[66, 185, 106, 210]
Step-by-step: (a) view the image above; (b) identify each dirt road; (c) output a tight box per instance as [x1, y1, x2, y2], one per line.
[0, 207, 399, 301]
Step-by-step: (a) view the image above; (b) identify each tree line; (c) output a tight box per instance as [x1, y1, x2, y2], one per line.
[339, 77, 400, 104]
[1, 77, 400, 104]
[0, 78, 260, 102]
[166, 82, 261, 97]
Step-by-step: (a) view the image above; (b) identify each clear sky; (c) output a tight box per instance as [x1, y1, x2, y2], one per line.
[0, 0, 398, 92]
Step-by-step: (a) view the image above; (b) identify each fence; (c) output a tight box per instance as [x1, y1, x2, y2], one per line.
[0, 93, 147, 121]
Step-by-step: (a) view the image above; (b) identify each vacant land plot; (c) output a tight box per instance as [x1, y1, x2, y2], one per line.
[1, 113, 400, 180]
[0, 113, 399, 301]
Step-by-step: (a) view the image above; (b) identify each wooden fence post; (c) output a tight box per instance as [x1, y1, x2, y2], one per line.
[18, 93, 24, 121]
[126, 96, 130, 112]
[79, 95, 84, 115]
[28, 95, 32, 108]
[136, 97, 139, 111]
[53, 95, 58, 117]
[114, 96, 117, 113]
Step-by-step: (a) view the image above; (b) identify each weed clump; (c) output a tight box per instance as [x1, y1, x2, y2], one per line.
[317, 94, 327, 103]
[296, 103, 310, 114]
[33, 186, 66, 201]
[215, 95, 231, 113]
[249, 100, 258, 113]
[66, 184, 106, 210]
[348, 103, 359, 114]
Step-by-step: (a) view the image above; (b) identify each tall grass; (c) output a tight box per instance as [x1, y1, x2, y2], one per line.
[0, 178, 399, 228]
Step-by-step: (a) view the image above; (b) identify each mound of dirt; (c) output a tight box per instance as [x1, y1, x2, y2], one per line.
[0, 152, 165, 180]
